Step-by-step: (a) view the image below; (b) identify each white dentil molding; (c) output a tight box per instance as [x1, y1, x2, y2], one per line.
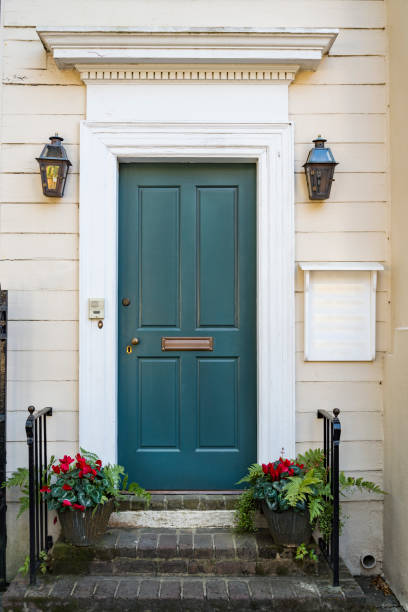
[79, 67, 297, 82]
[37, 27, 338, 72]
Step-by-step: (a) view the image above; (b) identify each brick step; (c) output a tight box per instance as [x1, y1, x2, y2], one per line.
[119, 493, 240, 512]
[51, 527, 326, 577]
[3, 574, 370, 611]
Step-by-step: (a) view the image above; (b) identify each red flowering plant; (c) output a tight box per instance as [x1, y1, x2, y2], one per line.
[40, 449, 149, 513]
[235, 449, 384, 534]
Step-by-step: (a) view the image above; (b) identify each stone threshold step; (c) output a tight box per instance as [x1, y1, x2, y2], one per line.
[119, 493, 240, 512]
[110, 509, 268, 530]
[3, 574, 370, 611]
[51, 528, 324, 578]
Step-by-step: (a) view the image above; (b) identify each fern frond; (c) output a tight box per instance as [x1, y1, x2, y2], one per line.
[283, 469, 322, 508]
[80, 447, 101, 464]
[236, 464, 263, 485]
[296, 449, 325, 471]
[2, 467, 29, 489]
[339, 472, 385, 496]
[308, 497, 324, 522]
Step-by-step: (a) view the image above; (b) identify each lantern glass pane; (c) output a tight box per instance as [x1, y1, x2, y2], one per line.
[46, 165, 60, 190]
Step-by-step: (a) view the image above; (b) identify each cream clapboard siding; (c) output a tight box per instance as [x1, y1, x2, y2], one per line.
[0, 0, 388, 575]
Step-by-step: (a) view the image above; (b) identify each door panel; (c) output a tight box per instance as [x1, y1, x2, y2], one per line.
[197, 187, 237, 327]
[197, 358, 238, 449]
[118, 163, 256, 490]
[139, 187, 180, 328]
[139, 358, 180, 449]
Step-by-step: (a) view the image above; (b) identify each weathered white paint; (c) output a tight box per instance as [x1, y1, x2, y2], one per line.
[79, 121, 295, 466]
[37, 27, 338, 71]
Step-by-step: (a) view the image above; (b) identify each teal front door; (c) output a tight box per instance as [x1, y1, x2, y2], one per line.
[118, 163, 256, 489]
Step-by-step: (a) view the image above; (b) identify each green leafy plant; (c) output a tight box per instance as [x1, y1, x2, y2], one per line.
[18, 551, 48, 576]
[235, 488, 257, 533]
[295, 543, 318, 562]
[40, 449, 150, 513]
[2, 467, 30, 518]
[18, 555, 29, 576]
[235, 449, 385, 536]
[3, 455, 56, 518]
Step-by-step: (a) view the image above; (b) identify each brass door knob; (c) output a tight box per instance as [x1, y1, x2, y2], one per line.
[131, 337, 140, 346]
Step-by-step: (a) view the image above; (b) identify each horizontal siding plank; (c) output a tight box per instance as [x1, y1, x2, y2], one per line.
[3, 40, 46, 70]
[291, 114, 386, 144]
[296, 381, 383, 413]
[0, 261, 77, 290]
[1, 114, 82, 144]
[295, 56, 386, 85]
[4, 1, 386, 29]
[4, 27, 38, 41]
[289, 85, 386, 115]
[330, 29, 387, 56]
[296, 440, 383, 470]
[296, 411, 383, 443]
[295, 202, 388, 232]
[0, 234, 78, 260]
[7, 441, 78, 473]
[7, 380, 77, 412]
[295, 320, 389, 352]
[295, 143, 386, 173]
[295, 172, 388, 203]
[0, 204, 78, 234]
[296, 352, 384, 382]
[296, 231, 386, 261]
[339, 471, 384, 502]
[8, 321, 78, 351]
[8, 290, 78, 321]
[3, 66, 82, 86]
[1, 143, 79, 173]
[7, 410, 77, 442]
[1, 173, 78, 203]
[3, 85, 85, 115]
[7, 350, 78, 381]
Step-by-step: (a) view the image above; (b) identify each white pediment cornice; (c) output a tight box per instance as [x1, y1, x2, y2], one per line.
[37, 27, 338, 72]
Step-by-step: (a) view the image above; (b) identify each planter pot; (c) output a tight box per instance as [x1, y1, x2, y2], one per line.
[58, 500, 113, 546]
[261, 502, 312, 546]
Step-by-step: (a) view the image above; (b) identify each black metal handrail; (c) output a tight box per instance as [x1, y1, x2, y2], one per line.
[317, 408, 341, 587]
[25, 405, 53, 585]
[0, 289, 7, 590]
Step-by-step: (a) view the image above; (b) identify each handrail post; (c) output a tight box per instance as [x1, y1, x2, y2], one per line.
[0, 288, 8, 590]
[25, 406, 36, 586]
[332, 408, 341, 587]
[317, 407, 341, 587]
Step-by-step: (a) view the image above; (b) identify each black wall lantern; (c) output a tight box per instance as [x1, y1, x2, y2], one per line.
[303, 136, 338, 200]
[36, 134, 71, 198]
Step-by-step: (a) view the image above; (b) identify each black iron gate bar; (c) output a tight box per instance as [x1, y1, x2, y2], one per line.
[317, 408, 341, 587]
[26, 405, 53, 586]
[0, 289, 7, 590]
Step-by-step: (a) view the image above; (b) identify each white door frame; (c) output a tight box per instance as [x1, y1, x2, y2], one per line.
[79, 121, 295, 465]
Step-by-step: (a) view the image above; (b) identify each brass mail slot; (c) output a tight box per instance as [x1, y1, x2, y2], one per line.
[161, 337, 214, 351]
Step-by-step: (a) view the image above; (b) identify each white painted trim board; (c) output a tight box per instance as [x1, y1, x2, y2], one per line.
[79, 122, 296, 466]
